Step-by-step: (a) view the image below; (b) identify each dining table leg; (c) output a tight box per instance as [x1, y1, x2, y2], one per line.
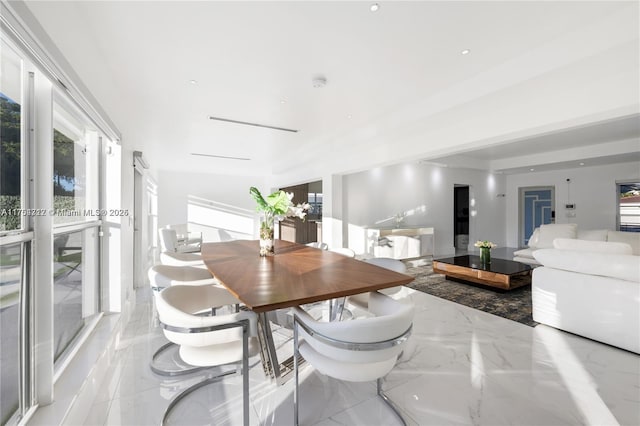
[256, 312, 281, 380]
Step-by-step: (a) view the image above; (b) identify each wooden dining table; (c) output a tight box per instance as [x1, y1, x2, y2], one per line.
[201, 239, 414, 383]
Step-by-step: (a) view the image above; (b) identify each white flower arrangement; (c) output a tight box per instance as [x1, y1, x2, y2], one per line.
[249, 187, 311, 229]
[474, 240, 497, 249]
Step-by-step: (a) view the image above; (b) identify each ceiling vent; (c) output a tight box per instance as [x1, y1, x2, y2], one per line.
[190, 153, 250, 161]
[208, 116, 298, 133]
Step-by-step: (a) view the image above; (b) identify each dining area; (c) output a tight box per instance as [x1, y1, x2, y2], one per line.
[82, 223, 640, 426]
[149, 231, 417, 426]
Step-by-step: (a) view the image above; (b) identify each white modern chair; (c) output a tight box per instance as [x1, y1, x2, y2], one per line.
[348, 258, 407, 310]
[149, 264, 217, 289]
[305, 242, 328, 250]
[329, 247, 356, 258]
[156, 284, 259, 426]
[167, 223, 203, 246]
[160, 251, 204, 267]
[159, 228, 201, 253]
[148, 265, 237, 376]
[300, 247, 356, 322]
[293, 291, 414, 425]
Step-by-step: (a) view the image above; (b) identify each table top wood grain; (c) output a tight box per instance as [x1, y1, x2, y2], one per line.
[201, 240, 414, 312]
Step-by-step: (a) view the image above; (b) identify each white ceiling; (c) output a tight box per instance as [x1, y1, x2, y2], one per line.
[20, 0, 640, 177]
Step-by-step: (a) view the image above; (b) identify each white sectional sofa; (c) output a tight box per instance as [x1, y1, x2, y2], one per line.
[531, 238, 640, 354]
[513, 223, 640, 265]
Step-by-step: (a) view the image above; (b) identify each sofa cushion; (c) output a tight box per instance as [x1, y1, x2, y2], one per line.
[513, 248, 535, 258]
[607, 231, 640, 255]
[553, 238, 632, 255]
[528, 228, 540, 248]
[576, 229, 608, 241]
[536, 223, 577, 248]
[513, 256, 541, 266]
[533, 249, 640, 282]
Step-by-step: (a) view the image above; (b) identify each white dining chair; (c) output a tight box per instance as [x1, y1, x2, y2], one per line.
[301, 247, 356, 322]
[148, 265, 238, 376]
[149, 264, 217, 288]
[293, 291, 414, 425]
[348, 258, 407, 310]
[167, 223, 203, 246]
[160, 251, 204, 267]
[156, 284, 259, 426]
[305, 242, 328, 250]
[159, 228, 201, 253]
[329, 247, 356, 258]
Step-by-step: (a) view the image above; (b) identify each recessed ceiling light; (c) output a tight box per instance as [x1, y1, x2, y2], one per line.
[189, 79, 198, 85]
[579, 162, 585, 166]
[347, 114, 353, 119]
[461, 49, 471, 55]
[280, 99, 286, 104]
[370, 3, 380, 12]
[530, 168, 535, 171]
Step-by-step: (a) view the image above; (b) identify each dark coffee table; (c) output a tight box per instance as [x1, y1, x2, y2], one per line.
[432, 255, 532, 290]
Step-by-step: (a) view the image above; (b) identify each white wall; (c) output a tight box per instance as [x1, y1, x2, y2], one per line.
[157, 170, 268, 242]
[343, 162, 507, 256]
[505, 161, 640, 247]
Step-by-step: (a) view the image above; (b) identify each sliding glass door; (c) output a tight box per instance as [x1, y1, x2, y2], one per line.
[0, 38, 33, 425]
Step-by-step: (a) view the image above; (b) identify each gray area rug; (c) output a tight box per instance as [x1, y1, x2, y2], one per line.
[404, 259, 537, 327]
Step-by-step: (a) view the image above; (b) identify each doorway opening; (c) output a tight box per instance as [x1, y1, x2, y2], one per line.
[518, 186, 555, 247]
[278, 180, 322, 244]
[617, 182, 640, 232]
[454, 185, 469, 253]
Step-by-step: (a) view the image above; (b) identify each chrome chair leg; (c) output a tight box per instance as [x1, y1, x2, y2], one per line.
[150, 342, 208, 376]
[159, 320, 251, 426]
[377, 378, 407, 426]
[160, 370, 237, 426]
[242, 321, 249, 426]
[294, 319, 300, 426]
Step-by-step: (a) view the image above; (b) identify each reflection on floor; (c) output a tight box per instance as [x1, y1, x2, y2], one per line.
[84, 286, 639, 426]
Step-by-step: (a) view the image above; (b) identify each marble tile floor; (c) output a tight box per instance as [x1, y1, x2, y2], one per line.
[83, 287, 639, 426]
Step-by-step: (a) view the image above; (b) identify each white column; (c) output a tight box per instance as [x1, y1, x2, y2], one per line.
[322, 174, 344, 249]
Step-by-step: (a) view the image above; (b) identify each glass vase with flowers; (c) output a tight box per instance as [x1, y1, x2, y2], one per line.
[474, 240, 497, 264]
[250, 187, 311, 256]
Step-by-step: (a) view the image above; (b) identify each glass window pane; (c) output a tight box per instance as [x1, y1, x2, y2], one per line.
[53, 228, 99, 361]
[0, 42, 23, 232]
[53, 101, 98, 226]
[0, 242, 22, 423]
[53, 129, 87, 225]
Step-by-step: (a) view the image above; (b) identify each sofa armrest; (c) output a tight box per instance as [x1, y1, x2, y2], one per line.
[533, 249, 640, 283]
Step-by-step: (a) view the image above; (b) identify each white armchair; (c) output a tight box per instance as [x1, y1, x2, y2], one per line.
[156, 285, 260, 426]
[293, 291, 414, 425]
